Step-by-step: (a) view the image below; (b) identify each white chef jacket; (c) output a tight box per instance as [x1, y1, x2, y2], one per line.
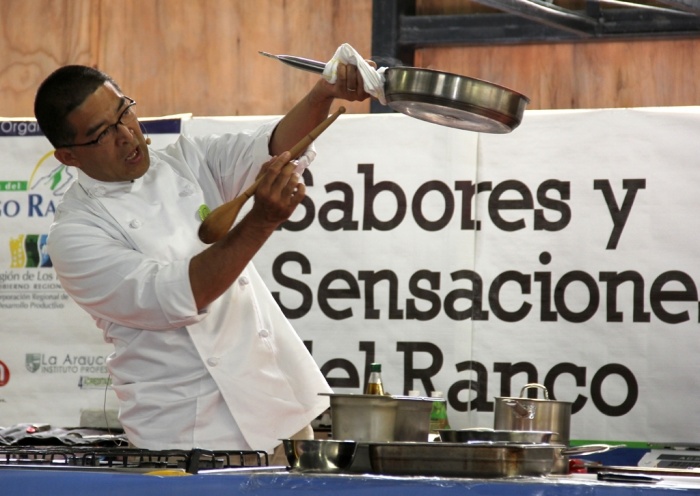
[47, 121, 332, 452]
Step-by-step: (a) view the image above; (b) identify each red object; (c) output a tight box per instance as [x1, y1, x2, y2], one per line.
[569, 458, 588, 474]
[0, 360, 10, 387]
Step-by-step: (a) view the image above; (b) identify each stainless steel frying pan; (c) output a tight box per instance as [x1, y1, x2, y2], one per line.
[260, 51, 529, 133]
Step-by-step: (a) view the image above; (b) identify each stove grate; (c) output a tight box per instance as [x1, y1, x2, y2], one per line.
[0, 446, 269, 473]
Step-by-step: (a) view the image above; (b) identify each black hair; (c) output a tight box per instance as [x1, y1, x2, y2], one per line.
[34, 65, 120, 148]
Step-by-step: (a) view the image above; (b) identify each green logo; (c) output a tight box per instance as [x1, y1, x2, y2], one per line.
[25, 353, 41, 373]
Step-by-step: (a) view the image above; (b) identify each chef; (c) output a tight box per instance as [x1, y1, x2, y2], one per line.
[33, 56, 373, 461]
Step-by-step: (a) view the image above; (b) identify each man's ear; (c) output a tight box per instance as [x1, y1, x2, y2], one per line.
[54, 148, 80, 168]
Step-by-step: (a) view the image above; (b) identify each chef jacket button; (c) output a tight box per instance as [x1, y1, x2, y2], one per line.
[93, 186, 106, 197]
[207, 357, 220, 367]
[180, 184, 195, 197]
[238, 276, 250, 286]
[258, 329, 269, 338]
[129, 219, 142, 229]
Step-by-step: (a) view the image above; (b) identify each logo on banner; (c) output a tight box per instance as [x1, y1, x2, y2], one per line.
[78, 376, 112, 390]
[4, 149, 75, 269]
[0, 360, 10, 386]
[25, 353, 41, 373]
[0, 149, 74, 197]
[24, 353, 108, 374]
[9, 234, 52, 268]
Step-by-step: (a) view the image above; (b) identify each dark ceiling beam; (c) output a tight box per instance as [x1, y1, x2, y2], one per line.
[596, 0, 698, 15]
[399, 9, 700, 47]
[584, 1, 602, 19]
[371, 0, 415, 113]
[400, 13, 582, 45]
[654, 0, 700, 15]
[468, 0, 599, 36]
[372, 0, 415, 67]
[599, 7, 700, 35]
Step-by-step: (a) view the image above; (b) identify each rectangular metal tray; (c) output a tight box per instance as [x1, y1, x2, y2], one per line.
[367, 442, 559, 478]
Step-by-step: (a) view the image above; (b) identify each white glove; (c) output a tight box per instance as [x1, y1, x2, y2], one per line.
[323, 43, 387, 105]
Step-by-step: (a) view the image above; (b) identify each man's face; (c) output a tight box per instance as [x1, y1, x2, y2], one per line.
[54, 82, 150, 182]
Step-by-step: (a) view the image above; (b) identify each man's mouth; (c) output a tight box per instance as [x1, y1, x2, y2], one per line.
[125, 146, 140, 162]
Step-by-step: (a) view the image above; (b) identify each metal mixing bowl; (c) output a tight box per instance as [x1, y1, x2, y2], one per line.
[283, 439, 358, 472]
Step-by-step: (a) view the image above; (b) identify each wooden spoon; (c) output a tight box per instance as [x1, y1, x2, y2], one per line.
[198, 106, 346, 244]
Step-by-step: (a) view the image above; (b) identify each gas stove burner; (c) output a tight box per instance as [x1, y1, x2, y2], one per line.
[0, 447, 270, 474]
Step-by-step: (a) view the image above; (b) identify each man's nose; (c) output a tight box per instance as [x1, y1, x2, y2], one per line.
[115, 122, 134, 143]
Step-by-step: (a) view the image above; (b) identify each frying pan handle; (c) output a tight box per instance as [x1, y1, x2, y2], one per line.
[561, 444, 622, 457]
[259, 52, 325, 75]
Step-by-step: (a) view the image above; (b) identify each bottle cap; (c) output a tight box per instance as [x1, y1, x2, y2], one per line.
[407, 390, 420, 397]
[370, 363, 381, 372]
[430, 391, 443, 398]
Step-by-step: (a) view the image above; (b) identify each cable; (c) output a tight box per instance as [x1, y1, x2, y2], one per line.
[103, 373, 113, 437]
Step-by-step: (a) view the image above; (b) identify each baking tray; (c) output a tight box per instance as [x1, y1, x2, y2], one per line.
[368, 442, 558, 478]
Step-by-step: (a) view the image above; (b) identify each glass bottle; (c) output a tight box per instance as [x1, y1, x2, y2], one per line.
[365, 363, 384, 395]
[429, 390, 451, 433]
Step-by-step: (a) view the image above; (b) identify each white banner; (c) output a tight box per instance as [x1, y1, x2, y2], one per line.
[472, 107, 700, 444]
[1, 108, 699, 445]
[0, 117, 184, 428]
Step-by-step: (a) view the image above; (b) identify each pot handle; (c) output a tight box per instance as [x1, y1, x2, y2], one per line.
[520, 383, 549, 400]
[504, 400, 536, 419]
[561, 444, 623, 457]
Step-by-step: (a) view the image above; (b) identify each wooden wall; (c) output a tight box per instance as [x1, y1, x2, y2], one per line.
[417, 39, 700, 109]
[0, 0, 374, 118]
[1, 0, 699, 119]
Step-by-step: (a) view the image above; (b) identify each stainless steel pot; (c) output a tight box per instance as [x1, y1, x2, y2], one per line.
[494, 384, 571, 446]
[320, 393, 434, 442]
[494, 383, 573, 474]
[260, 52, 529, 134]
[367, 442, 613, 478]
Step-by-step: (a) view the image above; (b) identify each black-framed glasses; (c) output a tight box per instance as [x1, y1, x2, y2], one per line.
[60, 97, 138, 148]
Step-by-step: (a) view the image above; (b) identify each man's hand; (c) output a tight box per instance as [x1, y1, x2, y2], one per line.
[310, 61, 377, 104]
[249, 151, 306, 226]
[334, 61, 376, 101]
